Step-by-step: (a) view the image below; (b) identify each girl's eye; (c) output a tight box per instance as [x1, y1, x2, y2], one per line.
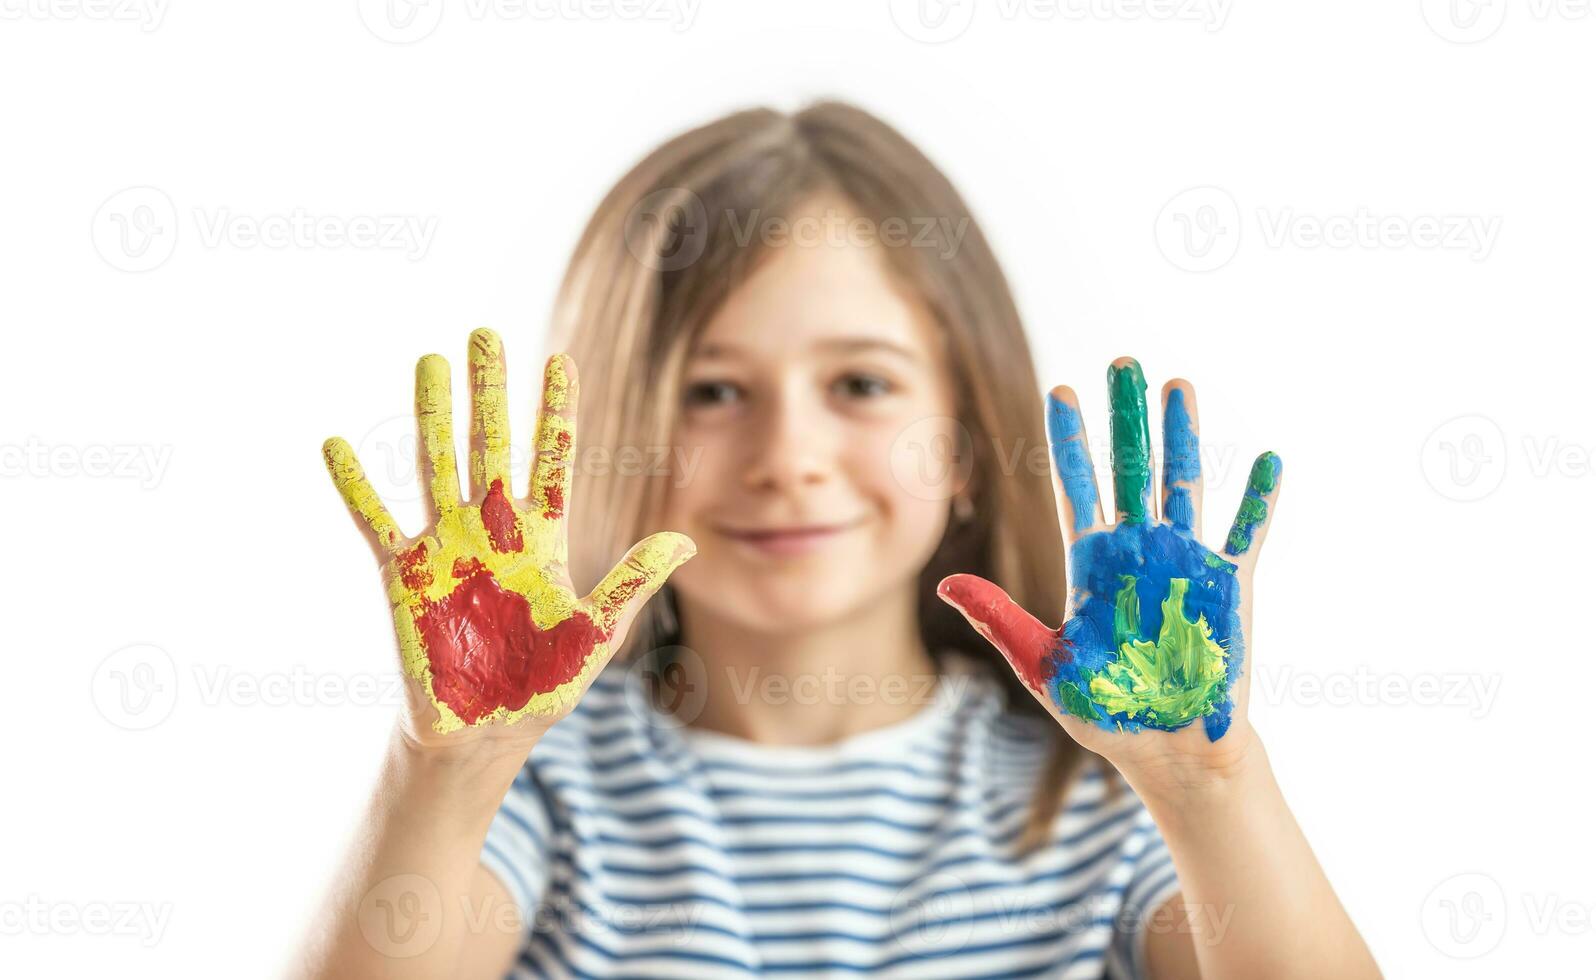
[684, 380, 743, 407]
[833, 373, 893, 399]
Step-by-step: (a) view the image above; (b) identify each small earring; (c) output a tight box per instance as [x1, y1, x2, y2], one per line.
[952, 493, 974, 523]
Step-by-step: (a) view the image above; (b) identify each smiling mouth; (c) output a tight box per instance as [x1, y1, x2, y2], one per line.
[712, 516, 870, 554]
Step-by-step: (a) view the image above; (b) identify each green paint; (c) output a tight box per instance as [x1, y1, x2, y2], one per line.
[1112, 574, 1140, 648]
[1108, 360, 1152, 523]
[1085, 577, 1229, 728]
[1056, 677, 1102, 722]
[1225, 451, 1281, 555]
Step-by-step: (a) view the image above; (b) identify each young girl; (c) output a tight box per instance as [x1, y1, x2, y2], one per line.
[301, 102, 1380, 978]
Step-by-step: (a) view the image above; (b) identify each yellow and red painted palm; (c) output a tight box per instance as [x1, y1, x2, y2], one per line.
[321, 329, 695, 733]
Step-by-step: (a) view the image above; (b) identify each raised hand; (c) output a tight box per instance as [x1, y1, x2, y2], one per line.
[320, 329, 696, 743]
[938, 357, 1281, 763]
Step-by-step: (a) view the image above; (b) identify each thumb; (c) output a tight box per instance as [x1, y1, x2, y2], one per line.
[936, 573, 1059, 697]
[586, 532, 697, 642]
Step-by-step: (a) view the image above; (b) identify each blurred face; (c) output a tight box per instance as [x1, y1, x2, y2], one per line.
[660, 197, 961, 635]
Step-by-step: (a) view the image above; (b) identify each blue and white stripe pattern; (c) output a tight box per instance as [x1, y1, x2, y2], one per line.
[481, 653, 1182, 978]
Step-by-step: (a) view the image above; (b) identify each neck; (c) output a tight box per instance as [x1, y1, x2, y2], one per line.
[675, 586, 939, 746]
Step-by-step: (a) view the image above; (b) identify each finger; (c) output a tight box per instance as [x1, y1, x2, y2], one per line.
[1107, 357, 1153, 525]
[529, 353, 578, 522]
[321, 436, 404, 555]
[1160, 379, 1202, 535]
[585, 531, 697, 639]
[415, 354, 461, 519]
[467, 328, 512, 500]
[1045, 386, 1106, 543]
[936, 573, 1060, 698]
[1223, 451, 1283, 560]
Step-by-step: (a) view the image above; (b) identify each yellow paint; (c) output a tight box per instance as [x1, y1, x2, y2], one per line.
[468, 327, 511, 494]
[321, 333, 696, 733]
[415, 352, 459, 516]
[321, 437, 402, 550]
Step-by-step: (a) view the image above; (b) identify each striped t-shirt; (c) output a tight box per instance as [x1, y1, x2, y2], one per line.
[480, 651, 1182, 979]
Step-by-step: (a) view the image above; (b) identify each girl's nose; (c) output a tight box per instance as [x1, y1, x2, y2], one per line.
[742, 390, 833, 493]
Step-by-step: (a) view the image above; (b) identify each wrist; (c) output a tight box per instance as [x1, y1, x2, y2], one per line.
[1116, 725, 1274, 819]
[386, 722, 534, 822]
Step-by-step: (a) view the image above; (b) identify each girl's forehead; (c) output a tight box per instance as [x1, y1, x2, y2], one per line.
[689, 239, 940, 363]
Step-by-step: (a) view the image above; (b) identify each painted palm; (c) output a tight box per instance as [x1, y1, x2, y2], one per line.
[320, 330, 695, 735]
[939, 358, 1281, 743]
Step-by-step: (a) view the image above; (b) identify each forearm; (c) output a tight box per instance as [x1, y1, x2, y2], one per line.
[1125, 734, 1381, 980]
[293, 724, 532, 980]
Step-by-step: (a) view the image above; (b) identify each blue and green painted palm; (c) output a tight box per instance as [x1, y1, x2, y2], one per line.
[1046, 362, 1280, 741]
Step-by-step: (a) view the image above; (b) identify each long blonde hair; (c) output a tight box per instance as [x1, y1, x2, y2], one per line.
[547, 100, 1102, 849]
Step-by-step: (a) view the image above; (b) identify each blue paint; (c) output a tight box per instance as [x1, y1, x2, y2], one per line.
[1053, 522, 1243, 740]
[1047, 395, 1099, 534]
[1161, 388, 1200, 534]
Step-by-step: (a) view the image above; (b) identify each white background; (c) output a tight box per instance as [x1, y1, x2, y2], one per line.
[2, 1, 1591, 976]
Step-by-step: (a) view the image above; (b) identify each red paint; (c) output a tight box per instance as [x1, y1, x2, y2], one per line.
[396, 542, 433, 591]
[936, 574, 1059, 695]
[481, 478, 524, 553]
[414, 563, 607, 724]
[593, 573, 645, 631]
[452, 557, 484, 579]
[540, 431, 570, 519]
